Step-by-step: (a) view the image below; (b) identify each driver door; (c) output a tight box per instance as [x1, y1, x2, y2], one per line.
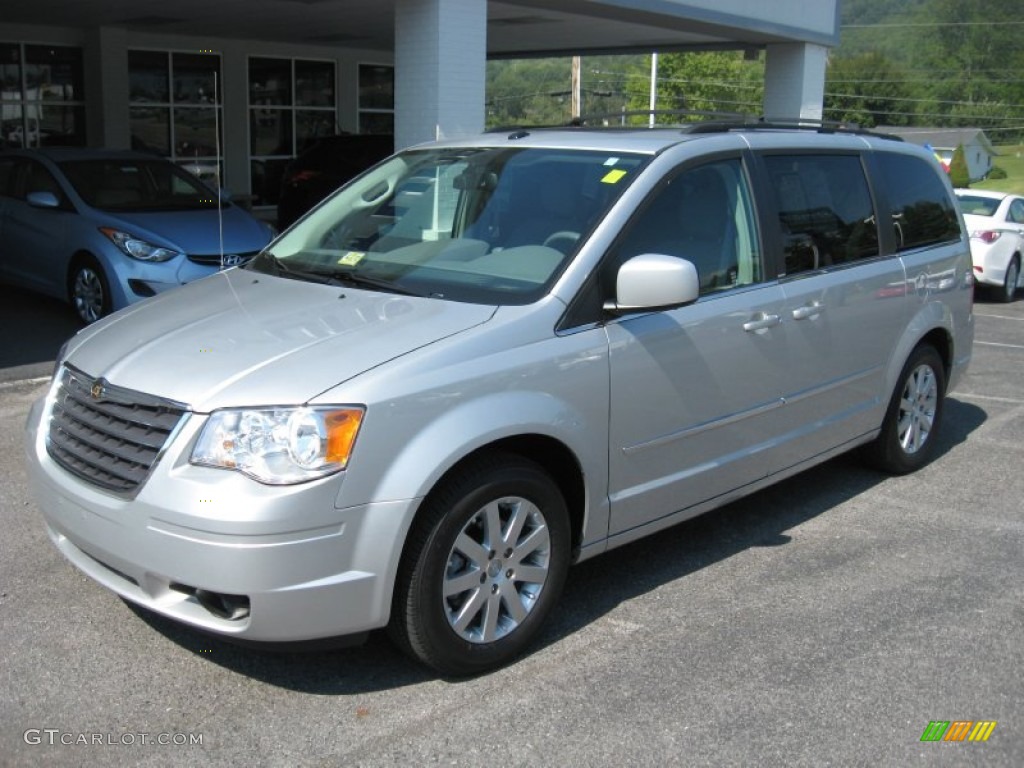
[605, 156, 795, 537]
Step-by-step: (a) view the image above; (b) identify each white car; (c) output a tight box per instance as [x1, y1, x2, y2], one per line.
[956, 189, 1024, 302]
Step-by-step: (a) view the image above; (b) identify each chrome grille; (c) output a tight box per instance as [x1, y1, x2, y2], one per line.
[186, 251, 257, 267]
[46, 367, 187, 494]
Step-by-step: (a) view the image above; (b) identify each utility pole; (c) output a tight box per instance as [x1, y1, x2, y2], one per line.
[571, 55, 581, 119]
[649, 52, 658, 127]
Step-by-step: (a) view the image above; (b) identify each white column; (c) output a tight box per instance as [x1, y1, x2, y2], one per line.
[394, 0, 486, 150]
[763, 43, 828, 123]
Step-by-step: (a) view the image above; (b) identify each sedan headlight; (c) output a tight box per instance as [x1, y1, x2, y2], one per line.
[100, 227, 183, 262]
[191, 406, 365, 485]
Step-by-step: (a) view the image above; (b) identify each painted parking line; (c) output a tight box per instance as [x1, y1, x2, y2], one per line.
[974, 341, 1024, 350]
[954, 392, 1024, 405]
[973, 312, 1024, 321]
[0, 377, 51, 391]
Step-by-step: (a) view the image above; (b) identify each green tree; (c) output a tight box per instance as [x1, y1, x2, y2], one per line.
[625, 51, 764, 124]
[949, 143, 970, 187]
[907, 0, 1024, 128]
[825, 51, 911, 127]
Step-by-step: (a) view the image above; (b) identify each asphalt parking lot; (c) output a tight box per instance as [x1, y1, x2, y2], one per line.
[0, 284, 1021, 767]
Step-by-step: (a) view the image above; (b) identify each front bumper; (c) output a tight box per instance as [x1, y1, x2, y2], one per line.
[25, 393, 416, 642]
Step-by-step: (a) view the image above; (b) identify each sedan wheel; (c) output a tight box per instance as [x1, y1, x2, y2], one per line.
[999, 256, 1020, 303]
[389, 454, 570, 676]
[70, 262, 111, 324]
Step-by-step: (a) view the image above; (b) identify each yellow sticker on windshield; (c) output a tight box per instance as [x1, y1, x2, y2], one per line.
[338, 251, 366, 266]
[601, 169, 628, 184]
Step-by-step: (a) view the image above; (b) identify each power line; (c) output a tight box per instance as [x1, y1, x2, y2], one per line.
[843, 21, 1024, 28]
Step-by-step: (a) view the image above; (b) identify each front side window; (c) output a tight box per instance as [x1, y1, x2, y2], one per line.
[254, 147, 648, 305]
[876, 152, 961, 251]
[606, 157, 762, 295]
[764, 154, 879, 276]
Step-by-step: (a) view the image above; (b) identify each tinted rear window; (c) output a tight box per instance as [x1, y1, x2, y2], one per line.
[876, 153, 961, 251]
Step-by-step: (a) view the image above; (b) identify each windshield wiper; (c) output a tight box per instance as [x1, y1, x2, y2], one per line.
[252, 253, 427, 296]
[251, 253, 345, 286]
[330, 270, 426, 297]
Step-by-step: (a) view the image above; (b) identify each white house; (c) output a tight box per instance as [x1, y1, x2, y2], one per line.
[879, 127, 996, 182]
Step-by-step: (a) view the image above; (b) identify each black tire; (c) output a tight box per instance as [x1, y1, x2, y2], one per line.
[68, 257, 112, 324]
[388, 453, 571, 676]
[997, 255, 1019, 303]
[862, 345, 946, 475]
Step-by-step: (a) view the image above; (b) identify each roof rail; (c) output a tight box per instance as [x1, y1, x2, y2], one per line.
[681, 117, 903, 140]
[483, 113, 904, 141]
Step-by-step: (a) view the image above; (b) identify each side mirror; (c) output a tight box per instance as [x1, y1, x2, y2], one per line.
[603, 253, 700, 314]
[26, 191, 60, 209]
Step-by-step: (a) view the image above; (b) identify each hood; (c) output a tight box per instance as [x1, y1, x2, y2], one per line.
[95, 206, 271, 255]
[64, 269, 496, 410]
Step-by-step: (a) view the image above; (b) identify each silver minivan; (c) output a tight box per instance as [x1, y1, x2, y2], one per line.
[25, 123, 974, 675]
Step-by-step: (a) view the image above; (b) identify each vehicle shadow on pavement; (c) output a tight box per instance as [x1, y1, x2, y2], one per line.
[0, 285, 81, 378]
[124, 397, 986, 692]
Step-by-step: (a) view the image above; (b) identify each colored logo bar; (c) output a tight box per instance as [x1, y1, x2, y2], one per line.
[920, 721, 997, 742]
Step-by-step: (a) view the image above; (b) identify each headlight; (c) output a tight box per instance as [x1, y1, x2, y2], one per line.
[190, 406, 365, 485]
[100, 227, 183, 262]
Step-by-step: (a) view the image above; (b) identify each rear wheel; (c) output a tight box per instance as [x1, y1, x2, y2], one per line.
[998, 255, 1020, 303]
[388, 453, 570, 676]
[69, 258, 111, 324]
[863, 345, 946, 474]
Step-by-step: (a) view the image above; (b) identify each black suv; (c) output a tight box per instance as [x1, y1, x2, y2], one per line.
[276, 133, 393, 229]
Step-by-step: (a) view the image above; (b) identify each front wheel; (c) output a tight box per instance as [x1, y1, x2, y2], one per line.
[998, 255, 1019, 303]
[862, 345, 946, 474]
[69, 258, 112, 324]
[388, 454, 571, 676]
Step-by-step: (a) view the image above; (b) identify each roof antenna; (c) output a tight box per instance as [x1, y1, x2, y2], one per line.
[214, 69, 225, 270]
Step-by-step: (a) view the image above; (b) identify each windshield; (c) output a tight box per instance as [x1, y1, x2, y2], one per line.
[59, 158, 224, 212]
[251, 145, 648, 304]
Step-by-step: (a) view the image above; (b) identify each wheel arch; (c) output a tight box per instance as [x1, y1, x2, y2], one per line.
[918, 326, 953, 384]
[399, 434, 587, 568]
[65, 249, 104, 295]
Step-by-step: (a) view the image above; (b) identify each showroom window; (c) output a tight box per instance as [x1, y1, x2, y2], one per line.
[248, 57, 336, 206]
[1, 42, 85, 149]
[358, 64, 394, 135]
[128, 50, 223, 186]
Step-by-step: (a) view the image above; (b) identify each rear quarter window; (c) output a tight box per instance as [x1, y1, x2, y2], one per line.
[875, 152, 961, 251]
[763, 153, 879, 275]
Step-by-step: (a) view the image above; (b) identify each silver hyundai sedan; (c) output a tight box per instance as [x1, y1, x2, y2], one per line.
[25, 123, 974, 675]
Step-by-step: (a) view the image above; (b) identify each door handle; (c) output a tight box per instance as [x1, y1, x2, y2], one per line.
[743, 312, 781, 332]
[792, 302, 824, 321]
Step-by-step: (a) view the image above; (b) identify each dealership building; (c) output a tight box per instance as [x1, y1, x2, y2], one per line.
[1, 0, 840, 213]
